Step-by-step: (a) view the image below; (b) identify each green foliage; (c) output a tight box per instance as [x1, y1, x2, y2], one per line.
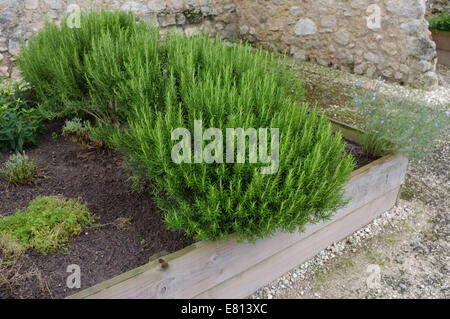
[0, 196, 94, 255]
[62, 117, 107, 148]
[1, 153, 37, 185]
[18, 9, 139, 119]
[62, 117, 88, 142]
[0, 107, 42, 152]
[0, 81, 37, 110]
[18, 11, 355, 242]
[353, 84, 449, 161]
[428, 12, 450, 32]
[0, 81, 42, 152]
[102, 33, 355, 241]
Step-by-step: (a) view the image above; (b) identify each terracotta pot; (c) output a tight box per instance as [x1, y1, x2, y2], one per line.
[432, 30, 450, 66]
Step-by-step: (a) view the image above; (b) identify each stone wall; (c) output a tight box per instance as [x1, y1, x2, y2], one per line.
[0, 0, 441, 87]
[236, 0, 438, 87]
[0, 0, 237, 78]
[427, 0, 449, 15]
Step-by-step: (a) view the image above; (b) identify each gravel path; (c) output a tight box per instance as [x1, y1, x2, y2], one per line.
[250, 62, 449, 299]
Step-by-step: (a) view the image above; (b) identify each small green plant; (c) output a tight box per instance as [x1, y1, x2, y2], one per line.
[62, 117, 106, 148]
[353, 82, 449, 161]
[0, 81, 42, 152]
[0, 107, 42, 152]
[1, 153, 37, 185]
[428, 12, 450, 32]
[51, 132, 59, 139]
[0, 196, 94, 255]
[0, 81, 37, 110]
[62, 118, 88, 141]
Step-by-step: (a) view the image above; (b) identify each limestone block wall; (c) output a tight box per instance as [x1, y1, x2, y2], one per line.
[236, 0, 439, 87]
[0, 0, 237, 78]
[0, 0, 442, 87]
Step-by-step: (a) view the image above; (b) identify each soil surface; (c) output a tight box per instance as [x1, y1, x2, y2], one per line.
[0, 121, 374, 299]
[0, 121, 195, 299]
[343, 139, 375, 169]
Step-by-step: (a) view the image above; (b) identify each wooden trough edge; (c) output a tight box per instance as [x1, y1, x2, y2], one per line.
[68, 121, 408, 299]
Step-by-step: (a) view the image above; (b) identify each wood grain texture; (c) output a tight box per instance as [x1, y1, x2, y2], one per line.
[68, 154, 407, 299]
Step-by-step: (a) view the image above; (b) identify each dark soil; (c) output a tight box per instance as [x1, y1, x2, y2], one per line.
[0, 121, 195, 299]
[0, 121, 375, 299]
[344, 138, 377, 169]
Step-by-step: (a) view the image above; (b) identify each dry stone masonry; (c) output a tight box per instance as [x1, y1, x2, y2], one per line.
[236, 0, 439, 87]
[0, 0, 442, 87]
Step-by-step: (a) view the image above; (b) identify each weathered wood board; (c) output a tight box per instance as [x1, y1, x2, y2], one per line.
[432, 30, 450, 67]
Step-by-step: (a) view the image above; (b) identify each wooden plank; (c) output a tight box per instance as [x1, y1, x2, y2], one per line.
[196, 187, 400, 298]
[437, 49, 450, 67]
[69, 154, 407, 299]
[432, 30, 450, 66]
[432, 30, 450, 51]
[330, 119, 364, 144]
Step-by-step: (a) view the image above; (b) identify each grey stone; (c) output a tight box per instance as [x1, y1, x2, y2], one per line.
[336, 48, 353, 64]
[354, 63, 366, 75]
[320, 16, 337, 28]
[44, 0, 62, 10]
[121, 2, 147, 14]
[400, 20, 424, 34]
[411, 59, 432, 72]
[294, 19, 317, 36]
[419, 71, 438, 88]
[0, 0, 18, 8]
[381, 42, 398, 55]
[176, 13, 186, 25]
[408, 36, 436, 61]
[0, 11, 17, 25]
[147, 0, 166, 12]
[334, 29, 351, 46]
[290, 47, 307, 60]
[240, 25, 249, 35]
[0, 37, 7, 52]
[158, 14, 177, 27]
[364, 52, 384, 64]
[8, 38, 20, 56]
[289, 6, 303, 17]
[168, 0, 184, 11]
[385, 0, 426, 19]
[24, 0, 39, 10]
[0, 66, 9, 77]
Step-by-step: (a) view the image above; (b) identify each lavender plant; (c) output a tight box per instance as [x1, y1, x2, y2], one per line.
[353, 82, 449, 161]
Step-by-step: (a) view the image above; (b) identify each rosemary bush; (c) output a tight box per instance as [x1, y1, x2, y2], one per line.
[104, 33, 355, 241]
[18, 10, 138, 119]
[428, 12, 450, 32]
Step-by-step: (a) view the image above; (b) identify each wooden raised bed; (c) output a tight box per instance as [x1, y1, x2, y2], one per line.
[432, 30, 450, 66]
[68, 120, 408, 299]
